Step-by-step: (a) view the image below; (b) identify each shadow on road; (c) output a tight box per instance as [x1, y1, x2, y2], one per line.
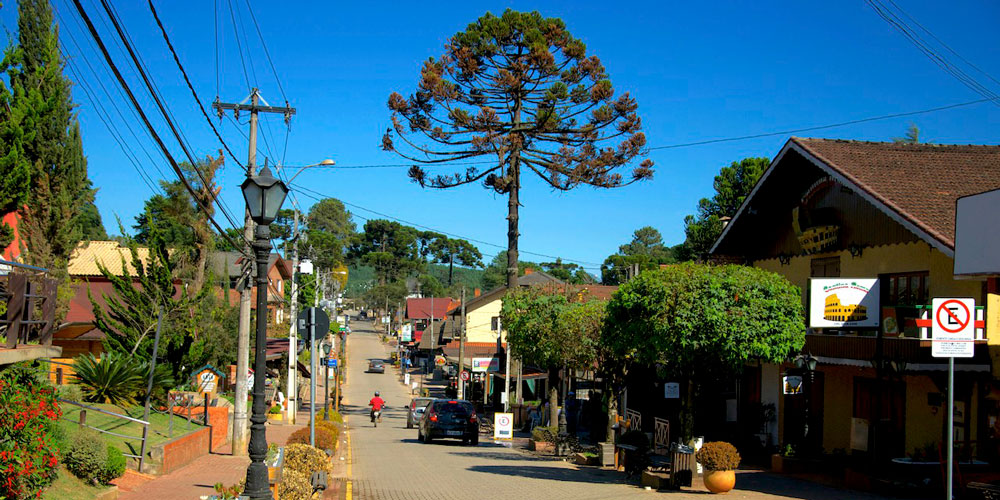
[449, 450, 550, 462]
[732, 471, 901, 500]
[467, 465, 632, 485]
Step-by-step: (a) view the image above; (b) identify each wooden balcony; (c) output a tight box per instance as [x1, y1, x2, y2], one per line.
[803, 333, 990, 365]
[0, 260, 63, 365]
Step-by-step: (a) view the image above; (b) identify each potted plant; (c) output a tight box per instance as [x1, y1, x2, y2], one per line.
[696, 441, 741, 494]
[267, 404, 283, 422]
[530, 426, 558, 454]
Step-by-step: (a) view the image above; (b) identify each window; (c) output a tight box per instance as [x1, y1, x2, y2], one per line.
[491, 316, 499, 331]
[278, 280, 283, 293]
[810, 256, 841, 277]
[881, 271, 929, 338]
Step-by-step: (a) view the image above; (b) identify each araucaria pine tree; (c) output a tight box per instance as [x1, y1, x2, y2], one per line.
[0, 0, 103, 268]
[384, 9, 653, 288]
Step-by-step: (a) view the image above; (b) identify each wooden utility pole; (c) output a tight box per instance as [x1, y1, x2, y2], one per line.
[214, 88, 295, 456]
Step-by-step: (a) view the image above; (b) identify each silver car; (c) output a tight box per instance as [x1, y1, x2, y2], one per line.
[406, 397, 434, 429]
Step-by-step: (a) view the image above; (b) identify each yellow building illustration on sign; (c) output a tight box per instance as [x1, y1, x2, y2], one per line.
[824, 294, 867, 322]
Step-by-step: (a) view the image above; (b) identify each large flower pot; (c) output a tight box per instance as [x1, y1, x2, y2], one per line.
[703, 469, 735, 494]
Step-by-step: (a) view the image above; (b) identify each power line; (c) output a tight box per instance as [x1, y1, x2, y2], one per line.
[224, 0, 252, 91]
[241, 0, 287, 103]
[69, 0, 250, 256]
[147, 0, 244, 170]
[288, 181, 604, 268]
[96, 0, 247, 240]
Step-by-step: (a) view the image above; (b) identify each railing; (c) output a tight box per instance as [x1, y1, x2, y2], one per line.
[58, 398, 150, 470]
[1, 259, 57, 349]
[917, 305, 986, 341]
[625, 409, 641, 432]
[654, 417, 670, 454]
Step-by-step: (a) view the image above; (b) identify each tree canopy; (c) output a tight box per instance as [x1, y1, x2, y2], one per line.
[304, 197, 355, 269]
[678, 157, 768, 262]
[428, 234, 483, 285]
[384, 9, 653, 289]
[600, 226, 674, 285]
[349, 219, 422, 285]
[481, 251, 541, 291]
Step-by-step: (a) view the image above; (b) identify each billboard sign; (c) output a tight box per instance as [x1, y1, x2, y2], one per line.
[471, 357, 500, 373]
[809, 278, 880, 328]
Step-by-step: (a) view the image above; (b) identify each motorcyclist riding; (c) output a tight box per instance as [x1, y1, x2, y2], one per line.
[369, 391, 385, 424]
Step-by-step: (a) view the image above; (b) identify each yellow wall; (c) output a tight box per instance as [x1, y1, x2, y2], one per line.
[820, 367, 855, 453]
[464, 295, 506, 345]
[756, 241, 981, 310]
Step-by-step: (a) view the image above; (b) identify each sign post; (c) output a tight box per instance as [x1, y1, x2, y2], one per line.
[494, 412, 514, 441]
[931, 297, 975, 500]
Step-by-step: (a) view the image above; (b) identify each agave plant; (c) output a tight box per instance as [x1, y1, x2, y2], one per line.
[72, 352, 145, 407]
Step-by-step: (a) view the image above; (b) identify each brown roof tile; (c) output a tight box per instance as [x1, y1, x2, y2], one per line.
[792, 137, 1000, 248]
[67, 241, 151, 277]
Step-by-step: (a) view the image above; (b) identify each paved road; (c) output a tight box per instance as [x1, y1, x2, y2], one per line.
[341, 318, 900, 500]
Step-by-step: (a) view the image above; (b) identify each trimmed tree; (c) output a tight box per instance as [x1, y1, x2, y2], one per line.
[601, 263, 804, 439]
[384, 9, 653, 289]
[501, 287, 605, 430]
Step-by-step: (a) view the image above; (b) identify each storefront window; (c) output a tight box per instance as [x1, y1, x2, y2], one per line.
[881, 271, 929, 338]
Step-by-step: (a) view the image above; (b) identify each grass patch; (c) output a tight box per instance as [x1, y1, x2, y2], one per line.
[58, 402, 206, 459]
[42, 467, 113, 500]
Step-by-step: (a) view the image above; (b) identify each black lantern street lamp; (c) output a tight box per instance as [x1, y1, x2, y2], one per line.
[241, 164, 288, 500]
[794, 352, 819, 451]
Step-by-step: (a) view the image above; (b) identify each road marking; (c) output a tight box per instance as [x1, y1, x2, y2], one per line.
[345, 414, 353, 500]
[345, 480, 352, 500]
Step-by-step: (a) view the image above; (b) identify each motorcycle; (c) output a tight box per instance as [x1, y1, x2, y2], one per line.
[370, 405, 385, 427]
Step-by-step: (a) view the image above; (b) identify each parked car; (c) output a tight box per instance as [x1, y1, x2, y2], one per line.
[406, 397, 434, 429]
[418, 399, 479, 445]
[367, 359, 385, 374]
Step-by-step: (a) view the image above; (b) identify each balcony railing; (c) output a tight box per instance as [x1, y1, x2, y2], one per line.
[1, 259, 58, 349]
[915, 305, 986, 341]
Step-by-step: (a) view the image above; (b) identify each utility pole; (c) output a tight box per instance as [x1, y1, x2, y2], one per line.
[285, 209, 299, 424]
[214, 88, 295, 456]
[459, 287, 466, 399]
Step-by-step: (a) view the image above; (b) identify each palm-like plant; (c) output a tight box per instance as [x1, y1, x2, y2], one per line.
[72, 352, 145, 407]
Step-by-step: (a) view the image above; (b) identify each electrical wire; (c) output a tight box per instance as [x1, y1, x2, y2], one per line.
[224, 0, 252, 91]
[147, 0, 244, 169]
[288, 181, 604, 269]
[69, 0, 250, 256]
[241, 0, 286, 103]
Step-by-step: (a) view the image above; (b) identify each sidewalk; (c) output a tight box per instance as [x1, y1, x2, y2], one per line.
[116, 373, 337, 500]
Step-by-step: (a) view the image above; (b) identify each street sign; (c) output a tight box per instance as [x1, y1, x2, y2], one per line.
[434, 355, 447, 366]
[931, 297, 975, 358]
[460, 371, 470, 382]
[493, 412, 514, 440]
[297, 307, 330, 341]
[327, 358, 337, 368]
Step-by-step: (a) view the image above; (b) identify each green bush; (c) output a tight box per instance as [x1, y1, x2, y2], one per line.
[100, 445, 126, 484]
[283, 443, 332, 476]
[320, 408, 343, 423]
[287, 426, 338, 452]
[531, 426, 558, 443]
[277, 468, 312, 500]
[268, 404, 281, 415]
[72, 353, 144, 407]
[64, 429, 106, 483]
[696, 441, 741, 471]
[57, 384, 83, 403]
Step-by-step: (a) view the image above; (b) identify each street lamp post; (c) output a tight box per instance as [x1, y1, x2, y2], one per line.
[241, 164, 288, 500]
[794, 352, 818, 453]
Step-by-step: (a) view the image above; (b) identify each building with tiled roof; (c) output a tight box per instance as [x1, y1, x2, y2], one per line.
[66, 240, 152, 277]
[708, 136, 1000, 468]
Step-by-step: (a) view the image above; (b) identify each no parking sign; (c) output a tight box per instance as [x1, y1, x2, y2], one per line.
[931, 297, 975, 358]
[493, 412, 513, 440]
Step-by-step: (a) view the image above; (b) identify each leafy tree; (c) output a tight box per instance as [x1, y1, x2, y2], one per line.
[601, 263, 804, 439]
[304, 198, 355, 270]
[502, 287, 606, 428]
[428, 235, 483, 285]
[362, 280, 408, 312]
[600, 226, 674, 285]
[679, 157, 768, 262]
[417, 273, 446, 298]
[349, 219, 421, 285]
[213, 227, 245, 252]
[89, 221, 205, 365]
[892, 123, 920, 144]
[384, 9, 653, 290]
[2, 0, 101, 269]
[540, 257, 595, 284]
[481, 251, 542, 291]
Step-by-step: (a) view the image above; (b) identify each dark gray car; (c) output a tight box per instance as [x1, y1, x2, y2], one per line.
[367, 359, 385, 373]
[418, 399, 479, 445]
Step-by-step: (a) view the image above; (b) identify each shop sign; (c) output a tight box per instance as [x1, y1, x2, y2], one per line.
[783, 375, 803, 395]
[471, 357, 499, 373]
[809, 278, 880, 328]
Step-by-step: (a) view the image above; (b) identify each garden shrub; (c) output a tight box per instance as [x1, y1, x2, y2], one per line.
[268, 404, 281, 415]
[0, 363, 62, 499]
[696, 441, 741, 471]
[57, 384, 83, 403]
[283, 443, 331, 476]
[287, 426, 338, 452]
[100, 445, 126, 484]
[319, 408, 343, 423]
[316, 420, 341, 443]
[277, 467, 312, 500]
[531, 426, 558, 443]
[63, 429, 105, 483]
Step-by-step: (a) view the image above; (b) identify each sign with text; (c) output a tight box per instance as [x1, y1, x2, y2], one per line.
[471, 357, 500, 373]
[809, 278, 880, 328]
[400, 324, 413, 342]
[932, 297, 976, 358]
[493, 412, 514, 440]
[783, 375, 803, 395]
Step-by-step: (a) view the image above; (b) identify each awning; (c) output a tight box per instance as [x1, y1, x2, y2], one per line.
[815, 355, 991, 373]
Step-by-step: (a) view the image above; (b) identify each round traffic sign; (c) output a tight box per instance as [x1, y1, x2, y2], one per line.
[460, 371, 470, 381]
[936, 299, 971, 334]
[497, 414, 511, 427]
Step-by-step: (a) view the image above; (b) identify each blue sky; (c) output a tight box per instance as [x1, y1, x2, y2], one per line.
[7, 0, 999, 272]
